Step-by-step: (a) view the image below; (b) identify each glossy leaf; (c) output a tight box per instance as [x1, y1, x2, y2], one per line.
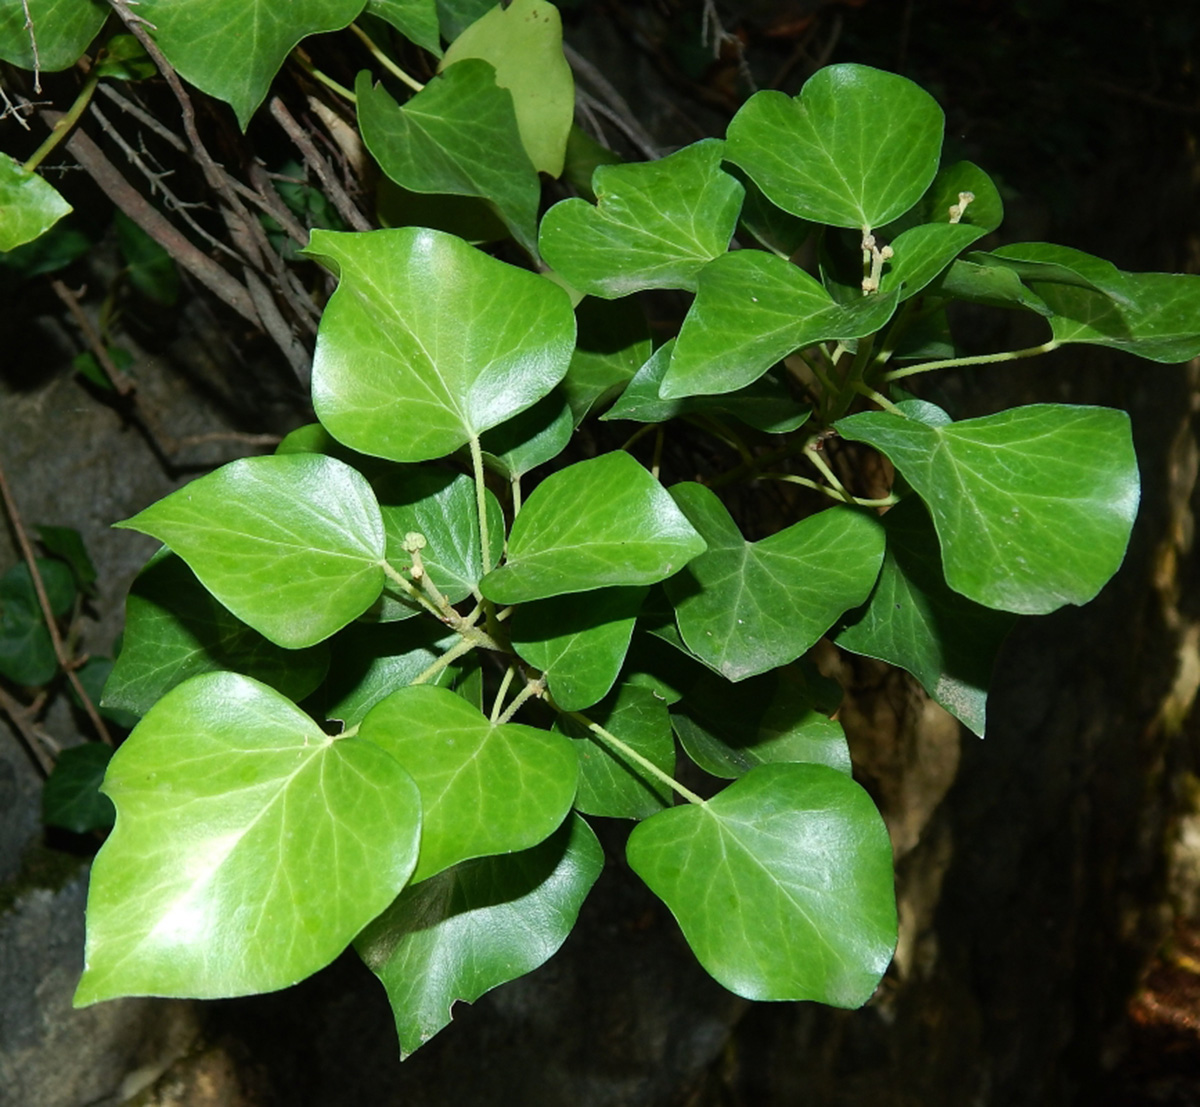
[879, 222, 986, 301]
[0, 558, 75, 686]
[734, 170, 812, 258]
[360, 685, 579, 882]
[511, 586, 647, 711]
[835, 496, 1018, 736]
[665, 484, 886, 680]
[725, 63, 943, 229]
[933, 259, 1052, 316]
[555, 683, 675, 819]
[356, 63, 541, 254]
[116, 454, 386, 649]
[882, 160, 1004, 238]
[480, 452, 707, 604]
[306, 227, 574, 460]
[75, 673, 422, 1004]
[671, 666, 851, 779]
[837, 403, 1139, 615]
[0, 0, 106, 70]
[539, 139, 744, 296]
[602, 339, 810, 434]
[436, 0, 492, 40]
[367, 0, 442, 54]
[71, 657, 140, 729]
[102, 549, 330, 718]
[440, 0, 573, 176]
[561, 296, 651, 422]
[478, 388, 573, 479]
[138, 0, 366, 129]
[627, 763, 897, 1005]
[356, 814, 602, 1057]
[0, 154, 71, 251]
[661, 250, 899, 399]
[42, 743, 115, 833]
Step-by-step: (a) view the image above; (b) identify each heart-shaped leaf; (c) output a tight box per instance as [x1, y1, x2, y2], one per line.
[75, 672, 422, 1004]
[366, 0, 442, 55]
[553, 683, 674, 819]
[356, 814, 602, 1057]
[0, 154, 72, 251]
[117, 454, 386, 648]
[664, 484, 886, 680]
[627, 762, 897, 1005]
[511, 586, 647, 710]
[882, 160, 1004, 238]
[725, 63, 943, 230]
[102, 549, 330, 718]
[879, 222, 986, 301]
[439, 0, 573, 176]
[0, 0, 107, 70]
[835, 496, 1018, 737]
[356, 63, 541, 255]
[306, 227, 575, 461]
[480, 451, 707, 604]
[477, 387, 573, 479]
[138, 0, 365, 129]
[837, 402, 1139, 614]
[539, 139, 744, 297]
[360, 684, 579, 882]
[42, 742, 115, 833]
[660, 250, 899, 399]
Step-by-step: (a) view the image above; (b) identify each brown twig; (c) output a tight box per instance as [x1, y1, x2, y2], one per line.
[564, 43, 661, 159]
[96, 82, 188, 153]
[0, 684, 57, 775]
[50, 279, 137, 397]
[0, 462, 113, 747]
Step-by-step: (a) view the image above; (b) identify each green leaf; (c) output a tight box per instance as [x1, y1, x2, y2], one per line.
[561, 296, 651, 423]
[0, 0, 106, 70]
[436, 0, 492, 40]
[539, 139, 744, 296]
[480, 451, 707, 605]
[602, 339, 810, 434]
[116, 454, 386, 648]
[664, 484, 885, 680]
[360, 685, 579, 882]
[373, 466, 504, 618]
[0, 563, 57, 686]
[305, 226, 575, 460]
[116, 210, 179, 306]
[0, 154, 72, 251]
[366, 0, 442, 54]
[882, 160, 1004, 238]
[837, 403, 1139, 615]
[439, 0, 573, 177]
[36, 524, 96, 592]
[323, 620, 458, 726]
[75, 672, 422, 1004]
[94, 33, 156, 81]
[42, 743, 115, 833]
[835, 496, 1017, 737]
[977, 242, 1128, 296]
[6, 556, 76, 617]
[511, 586, 647, 711]
[932, 259, 1052, 316]
[356, 62, 541, 255]
[733, 170, 812, 258]
[553, 683, 674, 819]
[135, 0, 365, 129]
[879, 222, 986, 301]
[671, 665, 851, 779]
[627, 763, 896, 1005]
[101, 549, 330, 718]
[0, 216, 89, 278]
[660, 250, 899, 399]
[356, 813, 602, 1057]
[477, 388, 573, 479]
[725, 63, 943, 230]
[69, 657, 140, 730]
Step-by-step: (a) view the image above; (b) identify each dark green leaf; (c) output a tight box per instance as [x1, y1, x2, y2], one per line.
[478, 388, 573, 479]
[116, 210, 179, 305]
[42, 743, 115, 833]
[436, 0, 493, 40]
[36, 525, 96, 591]
[932, 259, 1052, 315]
[561, 296, 652, 423]
[69, 657, 140, 729]
[366, 0, 442, 55]
[879, 222, 986, 301]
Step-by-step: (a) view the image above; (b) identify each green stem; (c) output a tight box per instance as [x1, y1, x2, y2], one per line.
[827, 333, 876, 423]
[758, 472, 898, 507]
[803, 441, 852, 502]
[496, 676, 545, 725]
[411, 636, 477, 686]
[490, 665, 517, 723]
[349, 22, 426, 93]
[511, 475, 522, 517]
[24, 70, 99, 172]
[291, 48, 356, 102]
[706, 439, 809, 489]
[469, 435, 493, 577]
[379, 559, 443, 618]
[883, 340, 1060, 383]
[568, 711, 705, 806]
[850, 380, 905, 415]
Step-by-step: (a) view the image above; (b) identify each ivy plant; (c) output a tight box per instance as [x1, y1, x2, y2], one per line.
[4, 0, 1198, 1060]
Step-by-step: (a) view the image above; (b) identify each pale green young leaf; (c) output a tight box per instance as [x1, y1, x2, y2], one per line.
[835, 496, 1018, 737]
[725, 63, 943, 229]
[0, 0, 106, 70]
[837, 403, 1139, 614]
[0, 154, 72, 251]
[660, 250, 899, 399]
[137, 0, 366, 129]
[440, 0, 573, 176]
[539, 139, 744, 296]
[366, 0, 442, 55]
[356, 814, 602, 1057]
[75, 673, 421, 1004]
[359, 685, 579, 882]
[511, 586, 647, 711]
[627, 763, 897, 1005]
[306, 227, 574, 460]
[664, 484, 885, 680]
[356, 63, 541, 255]
[480, 452, 707, 605]
[115, 454, 386, 649]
